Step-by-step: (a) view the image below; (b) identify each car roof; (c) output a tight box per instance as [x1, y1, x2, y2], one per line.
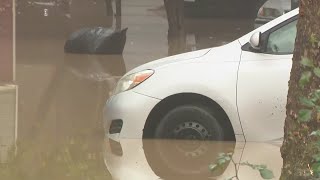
[238, 8, 299, 45]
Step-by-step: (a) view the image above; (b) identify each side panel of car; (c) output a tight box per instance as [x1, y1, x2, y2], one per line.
[238, 14, 297, 141]
[133, 42, 244, 137]
[237, 52, 292, 141]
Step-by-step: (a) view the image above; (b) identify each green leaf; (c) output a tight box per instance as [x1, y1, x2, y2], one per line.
[259, 168, 275, 179]
[298, 109, 312, 122]
[300, 57, 314, 68]
[218, 153, 226, 158]
[314, 68, 320, 78]
[312, 163, 320, 173]
[299, 71, 312, 88]
[310, 33, 319, 45]
[299, 97, 315, 107]
[310, 130, 320, 137]
[310, 90, 320, 103]
[313, 90, 320, 97]
[258, 165, 267, 169]
[208, 164, 218, 172]
[217, 158, 226, 166]
[313, 154, 320, 162]
[224, 156, 231, 161]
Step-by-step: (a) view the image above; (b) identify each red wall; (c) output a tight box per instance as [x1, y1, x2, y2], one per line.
[0, 0, 13, 83]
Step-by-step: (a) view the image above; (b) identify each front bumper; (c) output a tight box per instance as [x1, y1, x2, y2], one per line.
[103, 138, 160, 180]
[103, 91, 160, 140]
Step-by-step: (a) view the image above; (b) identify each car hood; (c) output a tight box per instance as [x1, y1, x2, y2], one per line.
[126, 48, 211, 75]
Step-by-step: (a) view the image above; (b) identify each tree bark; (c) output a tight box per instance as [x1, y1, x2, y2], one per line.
[281, 1, 320, 179]
[164, 0, 186, 56]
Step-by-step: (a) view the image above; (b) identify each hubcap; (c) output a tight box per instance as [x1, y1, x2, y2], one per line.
[171, 121, 211, 140]
[168, 121, 211, 158]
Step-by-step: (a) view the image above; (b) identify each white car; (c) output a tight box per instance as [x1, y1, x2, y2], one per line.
[104, 9, 298, 143]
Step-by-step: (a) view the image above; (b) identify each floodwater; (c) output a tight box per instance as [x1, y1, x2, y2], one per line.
[104, 139, 283, 180]
[0, 0, 283, 179]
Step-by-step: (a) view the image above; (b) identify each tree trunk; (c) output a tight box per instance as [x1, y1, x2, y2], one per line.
[105, 0, 114, 27]
[105, 0, 113, 16]
[115, 0, 121, 31]
[164, 0, 186, 56]
[281, 1, 320, 179]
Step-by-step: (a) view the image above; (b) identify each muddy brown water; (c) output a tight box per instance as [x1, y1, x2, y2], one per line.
[104, 139, 282, 180]
[0, 0, 276, 179]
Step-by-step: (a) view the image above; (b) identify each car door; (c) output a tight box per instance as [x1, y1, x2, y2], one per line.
[237, 17, 297, 141]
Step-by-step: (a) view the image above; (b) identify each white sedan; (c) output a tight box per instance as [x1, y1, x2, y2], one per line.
[104, 9, 298, 142]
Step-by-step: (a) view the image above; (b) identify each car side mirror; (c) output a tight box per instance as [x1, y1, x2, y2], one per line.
[249, 32, 262, 51]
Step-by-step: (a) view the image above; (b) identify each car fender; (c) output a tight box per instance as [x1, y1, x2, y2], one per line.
[133, 44, 244, 137]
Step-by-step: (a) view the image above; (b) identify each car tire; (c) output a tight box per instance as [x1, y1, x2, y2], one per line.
[154, 104, 224, 141]
[143, 139, 235, 179]
[143, 105, 233, 179]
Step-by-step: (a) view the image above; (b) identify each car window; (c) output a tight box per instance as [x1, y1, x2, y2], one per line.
[266, 20, 297, 54]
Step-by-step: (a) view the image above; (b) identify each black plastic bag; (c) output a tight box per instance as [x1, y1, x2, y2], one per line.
[64, 27, 128, 54]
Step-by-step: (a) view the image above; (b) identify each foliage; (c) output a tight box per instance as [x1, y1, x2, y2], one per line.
[310, 131, 320, 178]
[298, 56, 320, 123]
[209, 153, 274, 180]
[295, 34, 320, 178]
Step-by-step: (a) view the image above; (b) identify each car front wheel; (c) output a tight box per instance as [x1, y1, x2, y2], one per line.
[154, 104, 224, 141]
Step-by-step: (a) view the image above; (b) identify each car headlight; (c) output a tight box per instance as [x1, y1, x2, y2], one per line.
[113, 69, 154, 95]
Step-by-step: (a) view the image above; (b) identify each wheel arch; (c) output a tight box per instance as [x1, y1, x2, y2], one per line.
[142, 93, 236, 141]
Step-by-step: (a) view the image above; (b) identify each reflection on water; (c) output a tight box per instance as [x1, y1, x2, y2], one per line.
[104, 139, 282, 180]
[1, 53, 125, 179]
[143, 140, 235, 179]
[64, 27, 128, 55]
[10, 0, 126, 178]
[33, 53, 126, 138]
